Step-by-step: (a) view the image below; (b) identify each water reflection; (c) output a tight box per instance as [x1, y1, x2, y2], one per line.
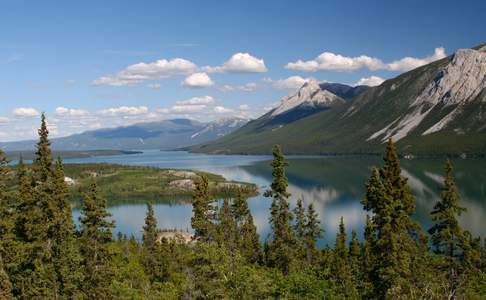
[68, 151, 486, 245]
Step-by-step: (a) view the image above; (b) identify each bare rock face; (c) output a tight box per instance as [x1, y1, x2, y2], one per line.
[166, 170, 198, 179]
[169, 179, 195, 190]
[271, 80, 345, 117]
[369, 47, 486, 142]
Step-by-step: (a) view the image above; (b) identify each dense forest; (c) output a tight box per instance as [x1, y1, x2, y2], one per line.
[0, 114, 485, 299]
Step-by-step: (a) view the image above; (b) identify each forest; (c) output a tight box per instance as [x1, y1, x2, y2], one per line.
[0, 114, 485, 299]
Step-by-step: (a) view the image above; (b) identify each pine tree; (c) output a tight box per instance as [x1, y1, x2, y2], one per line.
[361, 215, 375, 298]
[142, 201, 158, 250]
[191, 175, 214, 242]
[292, 197, 307, 261]
[231, 192, 262, 263]
[264, 145, 295, 274]
[303, 203, 322, 264]
[349, 230, 361, 284]
[362, 139, 423, 298]
[79, 179, 115, 298]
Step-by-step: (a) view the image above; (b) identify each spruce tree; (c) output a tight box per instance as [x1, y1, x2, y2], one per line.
[292, 197, 307, 261]
[0, 150, 14, 299]
[429, 160, 466, 259]
[33, 113, 53, 182]
[216, 198, 238, 253]
[332, 217, 357, 297]
[231, 192, 262, 263]
[191, 175, 214, 242]
[362, 139, 423, 298]
[303, 203, 322, 264]
[142, 201, 158, 250]
[349, 229, 361, 286]
[79, 179, 115, 298]
[264, 145, 295, 274]
[51, 158, 83, 298]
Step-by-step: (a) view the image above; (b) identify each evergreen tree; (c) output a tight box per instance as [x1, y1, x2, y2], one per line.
[216, 198, 238, 253]
[50, 157, 84, 298]
[349, 230, 361, 285]
[428, 160, 467, 294]
[79, 179, 115, 298]
[362, 139, 423, 298]
[191, 175, 214, 242]
[292, 197, 306, 261]
[303, 203, 322, 264]
[33, 113, 53, 182]
[231, 192, 262, 263]
[332, 217, 357, 297]
[264, 145, 295, 274]
[142, 201, 158, 250]
[0, 150, 14, 299]
[361, 215, 375, 297]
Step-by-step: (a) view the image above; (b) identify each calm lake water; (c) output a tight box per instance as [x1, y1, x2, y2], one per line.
[66, 150, 486, 245]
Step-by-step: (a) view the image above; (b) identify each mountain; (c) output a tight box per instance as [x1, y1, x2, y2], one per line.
[191, 44, 486, 156]
[0, 117, 249, 151]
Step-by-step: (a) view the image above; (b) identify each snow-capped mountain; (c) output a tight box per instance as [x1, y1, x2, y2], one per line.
[270, 80, 345, 117]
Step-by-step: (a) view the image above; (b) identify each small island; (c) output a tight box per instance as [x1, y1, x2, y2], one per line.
[61, 163, 257, 204]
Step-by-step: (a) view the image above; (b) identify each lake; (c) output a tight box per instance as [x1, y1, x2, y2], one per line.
[67, 150, 486, 245]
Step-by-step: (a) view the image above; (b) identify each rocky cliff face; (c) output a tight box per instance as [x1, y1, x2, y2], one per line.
[369, 46, 486, 142]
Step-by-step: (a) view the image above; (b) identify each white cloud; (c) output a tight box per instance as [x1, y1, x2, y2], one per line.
[64, 79, 75, 85]
[170, 105, 207, 113]
[387, 47, 446, 71]
[239, 82, 258, 91]
[146, 83, 161, 89]
[93, 58, 197, 86]
[239, 104, 250, 110]
[182, 72, 214, 88]
[285, 47, 446, 72]
[213, 106, 233, 113]
[355, 76, 385, 87]
[176, 96, 215, 105]
[0, 117, 9, 124]
[98, 106, 149, 116]
[13, 107, 40, 117]
[265, 76, 314, 90]
[204, 53, 267, 73]
[55, 107, 89, 117]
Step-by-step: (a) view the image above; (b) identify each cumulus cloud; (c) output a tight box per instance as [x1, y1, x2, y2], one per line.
[265, 76, 314, 90]
[182, 72, 214, 88]
[13, 107, 40, 117]
[93, 58, 197, 86]
[239, 104, 250, 110]
[355, 75, 385, 86]
[98, 106, 149, 116]
[204, 53, 267, 73]
[213, 106, 233, 113]
[176, 96, 215, 105]
[285, 47, 446, 72]
[55, 107, 89, 117]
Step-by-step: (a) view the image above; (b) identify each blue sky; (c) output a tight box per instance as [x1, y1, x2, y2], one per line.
[0, 0, 484, 141]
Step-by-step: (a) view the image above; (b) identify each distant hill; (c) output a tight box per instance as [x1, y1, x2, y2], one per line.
[191, 44, 486, 156]
[0, 117, 249, 151]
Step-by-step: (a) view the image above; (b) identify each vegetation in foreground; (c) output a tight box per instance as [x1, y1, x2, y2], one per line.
[0, 113, 485, 299]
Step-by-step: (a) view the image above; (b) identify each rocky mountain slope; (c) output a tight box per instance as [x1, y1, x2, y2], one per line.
[191, 44, 486, 155]
[0, 117, 249, 151]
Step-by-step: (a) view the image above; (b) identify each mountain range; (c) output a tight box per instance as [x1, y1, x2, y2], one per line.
[0, 117, 249, 151]
[191, 44, 486, 156]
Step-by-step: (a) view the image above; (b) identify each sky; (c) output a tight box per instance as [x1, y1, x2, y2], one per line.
[0, 0, 484, 141]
